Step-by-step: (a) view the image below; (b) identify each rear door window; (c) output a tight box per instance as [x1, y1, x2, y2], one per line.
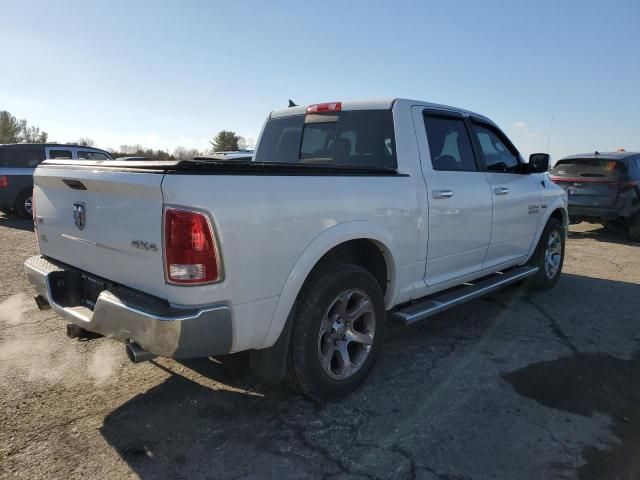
[254, 110, 397, 170]
[49, 149, 73, 159]
[0, 146, 42, 167]
[78, 150, 109, 160]
[423, 114, 477, 171]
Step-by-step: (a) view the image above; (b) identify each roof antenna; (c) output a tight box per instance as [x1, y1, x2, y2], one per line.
[288, 99, 297, 108]
[546, 100, 556, 153]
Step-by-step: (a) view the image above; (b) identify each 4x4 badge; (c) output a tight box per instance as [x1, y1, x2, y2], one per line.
[73, 202, 86, 230]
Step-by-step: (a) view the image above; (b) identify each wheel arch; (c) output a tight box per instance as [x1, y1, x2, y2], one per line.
[259, 221, 398, 349]
[526, 200, 568, 261]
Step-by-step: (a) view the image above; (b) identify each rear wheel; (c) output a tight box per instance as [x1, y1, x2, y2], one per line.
[15, 190, 33, 218]
[286, 263, 386, 401]
[527, 218, 565, 290]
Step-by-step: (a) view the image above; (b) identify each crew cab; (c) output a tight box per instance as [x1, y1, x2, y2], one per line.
[0, 143, 113, 217]
[550, 151, 640, 241]
[24, 99, 568, 400]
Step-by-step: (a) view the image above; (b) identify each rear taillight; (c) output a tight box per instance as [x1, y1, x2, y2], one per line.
[621, 180, 640, 192]
[0, 176, 8, 188]
[164, 208, 221, 284]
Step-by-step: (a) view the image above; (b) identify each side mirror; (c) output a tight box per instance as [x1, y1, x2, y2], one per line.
[528, 153, 550, 173]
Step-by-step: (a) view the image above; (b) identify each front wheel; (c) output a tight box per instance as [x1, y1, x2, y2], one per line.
[286, 263, 386, 401]
[527, 217, 565, 290]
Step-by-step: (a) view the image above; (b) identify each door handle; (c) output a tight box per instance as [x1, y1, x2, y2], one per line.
[432, 190, 453, 199]
[494, 187, 510, 195]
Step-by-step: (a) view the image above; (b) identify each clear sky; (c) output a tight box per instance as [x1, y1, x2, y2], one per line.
[1, 0, 638, 161]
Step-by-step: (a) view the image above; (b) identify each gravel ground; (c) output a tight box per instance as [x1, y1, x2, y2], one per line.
[0, 214, 639, 480]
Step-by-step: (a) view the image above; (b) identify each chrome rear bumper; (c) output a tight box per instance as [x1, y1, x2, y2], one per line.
[24, 255, 232, 358]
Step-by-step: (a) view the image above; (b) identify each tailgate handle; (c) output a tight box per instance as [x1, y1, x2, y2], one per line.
[62, 179, 87, 190]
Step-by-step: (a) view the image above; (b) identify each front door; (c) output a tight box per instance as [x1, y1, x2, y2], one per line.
[468, 120, 542, 268]
[413, 107, 493, 287]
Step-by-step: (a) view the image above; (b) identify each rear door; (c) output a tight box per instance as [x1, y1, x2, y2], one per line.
[468, 120, 542, 268]
[550, 158, 626, 208]
[413, 107, 493, 286]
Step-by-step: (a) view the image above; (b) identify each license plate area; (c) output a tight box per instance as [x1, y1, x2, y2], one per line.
[79, 274, 111, 309]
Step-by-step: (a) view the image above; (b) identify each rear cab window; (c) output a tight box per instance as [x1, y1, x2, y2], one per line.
[255, 107, 397, 170]
[0, 146, 43, 168]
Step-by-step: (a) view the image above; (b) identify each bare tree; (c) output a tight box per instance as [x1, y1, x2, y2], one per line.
[173, 146, 202, 160]
[20, 124, 48, 143]
[76, 137, 95, 147]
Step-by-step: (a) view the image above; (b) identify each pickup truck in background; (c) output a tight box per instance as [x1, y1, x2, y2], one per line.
[0, 143, 113, 218]
[24, 99, 568, 400]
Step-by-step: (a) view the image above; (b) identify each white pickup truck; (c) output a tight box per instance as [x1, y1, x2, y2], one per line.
[24, 99, 568, 400]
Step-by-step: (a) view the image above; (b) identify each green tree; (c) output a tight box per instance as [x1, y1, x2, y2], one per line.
[0, 111, 22, 143]
[210, 130, 239, 152]
[0, 110, 48, 143]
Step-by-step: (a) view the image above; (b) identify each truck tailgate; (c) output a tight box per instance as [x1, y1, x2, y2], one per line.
[33, 166, 167, 299]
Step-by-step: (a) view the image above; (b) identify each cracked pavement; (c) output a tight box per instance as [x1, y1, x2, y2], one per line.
[1, 216, 639, 480]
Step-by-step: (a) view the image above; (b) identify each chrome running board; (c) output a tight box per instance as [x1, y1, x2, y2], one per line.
[392, 266, 539, 326]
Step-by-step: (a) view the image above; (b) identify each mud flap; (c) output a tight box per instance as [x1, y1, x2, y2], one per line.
[249, 306, 296, 383]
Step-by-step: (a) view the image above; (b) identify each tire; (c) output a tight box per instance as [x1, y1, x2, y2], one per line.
[15, 190, 33, 219]
[286, 262, 386, 401]
[630, 216, 640, 242]
[526, 218, 565, 290]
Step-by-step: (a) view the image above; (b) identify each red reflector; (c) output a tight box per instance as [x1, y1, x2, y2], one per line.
[164, 208, 220, 284]
[306, 102, 342, 114]
[0, 176, 8, 188]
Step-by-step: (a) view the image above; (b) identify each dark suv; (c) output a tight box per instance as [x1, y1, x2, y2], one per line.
[550, 151, 640, 241]
[0, 143, 113, 218]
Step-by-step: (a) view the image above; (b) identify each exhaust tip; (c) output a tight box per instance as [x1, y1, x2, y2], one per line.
[34, 295, 50, 311]
[126, 342, 156, 364]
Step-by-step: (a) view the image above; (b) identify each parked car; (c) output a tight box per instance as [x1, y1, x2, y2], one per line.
[549, 151, 640, 240]
[24, 99, 568, 400]
[0, 143, 113, 218]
